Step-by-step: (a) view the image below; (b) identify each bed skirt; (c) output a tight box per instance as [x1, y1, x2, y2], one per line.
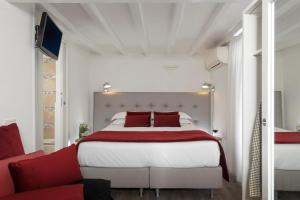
[80, 166, 223, 189]
[275, 169, 300, 191]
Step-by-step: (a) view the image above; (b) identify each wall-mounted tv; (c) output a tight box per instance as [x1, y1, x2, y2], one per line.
[36, 12, 62, 60]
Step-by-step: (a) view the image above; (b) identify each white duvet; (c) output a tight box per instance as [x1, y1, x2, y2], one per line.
[78, 123, 220, 168]
[275, 127, 300, 170]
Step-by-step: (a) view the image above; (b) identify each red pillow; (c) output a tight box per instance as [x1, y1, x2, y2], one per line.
[0, 123, 25, 160]
[9, 144, 82, 193]
[127, 111, 151, 116]
[154, 112, 179, 115]
[0, 151, 44, 198]
[124, 115, 151, 127]
[154, 114, 181, 127]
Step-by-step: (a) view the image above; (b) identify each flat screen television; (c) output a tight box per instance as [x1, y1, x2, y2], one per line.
[36, 12, 62, 60]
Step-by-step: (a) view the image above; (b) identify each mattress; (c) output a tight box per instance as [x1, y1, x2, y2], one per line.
[275, 144, 300, 170]
[78, 124, 220, 168]
[274, 128, 300, 170]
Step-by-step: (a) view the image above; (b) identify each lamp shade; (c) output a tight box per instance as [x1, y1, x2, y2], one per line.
[201, 82, 215, 92]
[103, 82, 111, 89]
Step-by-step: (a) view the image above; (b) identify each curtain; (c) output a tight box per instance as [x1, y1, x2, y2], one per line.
[248, 104, 262, 198]
[227, 36, 243, 182]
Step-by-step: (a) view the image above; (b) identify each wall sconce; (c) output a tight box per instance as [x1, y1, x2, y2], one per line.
[201, 82, 215, 92]
[201, 82, 215, 134]
[103, 82, 111, 93]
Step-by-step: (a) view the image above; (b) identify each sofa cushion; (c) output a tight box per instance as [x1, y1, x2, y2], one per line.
[9, 145, 82, 193]
[0, 151, 44, 198]
[0, 123, 25, 160]
[0, 184, 84, 200]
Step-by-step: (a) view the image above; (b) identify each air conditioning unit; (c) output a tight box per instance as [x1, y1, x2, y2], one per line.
[204, 47, 228, 71]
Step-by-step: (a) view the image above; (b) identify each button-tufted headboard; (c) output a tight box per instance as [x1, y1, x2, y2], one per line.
[93, 92, 211, 132]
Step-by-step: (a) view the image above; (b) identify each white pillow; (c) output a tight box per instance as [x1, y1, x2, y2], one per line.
[180, 118, 193, 124]
[275, 127, 291, 132]
[111, 112, 126, 120]
[179, 112, 192, 120]
[111, 119, 125, 125]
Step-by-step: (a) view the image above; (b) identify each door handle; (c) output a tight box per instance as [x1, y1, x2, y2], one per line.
[262, 118, 267, 126]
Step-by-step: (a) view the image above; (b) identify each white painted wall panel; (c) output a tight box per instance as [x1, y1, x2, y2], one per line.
[0, 2, 35, 153]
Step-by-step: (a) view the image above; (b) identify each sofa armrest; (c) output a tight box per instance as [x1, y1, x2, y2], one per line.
[0, 184, 83, 200]
[0, 151, 45, 198]
[81, 179, 111, 200]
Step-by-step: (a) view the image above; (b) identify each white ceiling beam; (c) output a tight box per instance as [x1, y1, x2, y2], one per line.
[129, 1, 148, 55]
[7, 0, 242, 3]
[81, 3, 127, 55]
[189, 3, 228, 56]
[41, 3, 104, 55]
[277, 21, 300, 40]
[276, 0, 300, 19]
[167, 1, 186, 54]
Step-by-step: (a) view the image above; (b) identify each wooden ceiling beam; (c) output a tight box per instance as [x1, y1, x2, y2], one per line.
[81, 3, 127, 55]
[129, 0, 148, 55]
[41, 3, 104, 55]
[276, 0, 299, 19]
[189, 3, 228, 56]
[7, 0, 241, 3]
[167, 1, 186, 54]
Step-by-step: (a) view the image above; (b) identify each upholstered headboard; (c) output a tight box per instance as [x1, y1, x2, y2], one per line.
[274, 91, 283, 128]
[93, 92, 211, 132]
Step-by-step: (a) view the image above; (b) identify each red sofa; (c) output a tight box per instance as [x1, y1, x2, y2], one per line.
[0, 123, 111, 200]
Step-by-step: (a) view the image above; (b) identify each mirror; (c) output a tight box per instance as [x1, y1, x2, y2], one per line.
[274, 0, 300, 199]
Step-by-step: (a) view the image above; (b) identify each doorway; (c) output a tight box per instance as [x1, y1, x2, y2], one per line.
[38, 44, 67, 154]
[41, 55, 56, 153]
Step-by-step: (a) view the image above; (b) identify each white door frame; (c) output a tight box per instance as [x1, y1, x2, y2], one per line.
[36, 42, 68, 151]
[55, 43, 67, 150]
[262, 0, 275, 199]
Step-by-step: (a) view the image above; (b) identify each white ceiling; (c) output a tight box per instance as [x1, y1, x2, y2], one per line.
[275, 0, 300, 51]
[9, 0, 253, 56]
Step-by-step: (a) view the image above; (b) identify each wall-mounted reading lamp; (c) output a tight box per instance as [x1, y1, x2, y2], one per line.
[201, 82, 215, 92]
[103, 82, 112, 94]
[201, 82, 215, 134]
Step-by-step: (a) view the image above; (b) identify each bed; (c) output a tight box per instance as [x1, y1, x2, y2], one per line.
[78, 92, 227, 198]
[275, 128, 300, 192]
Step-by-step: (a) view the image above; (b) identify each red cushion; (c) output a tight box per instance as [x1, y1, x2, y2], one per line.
[124, 115, 151, 127]
[127, 111, 151, 116]
[154, 114, 181, 127]
[9, 145, 82, 193]
[0, 123, 25, 160]
[0, 151, 44, 198]
[154, 112, 179, 115]
[0, 184, 84, 200]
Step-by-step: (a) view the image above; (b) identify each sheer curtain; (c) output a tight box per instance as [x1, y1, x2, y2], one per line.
[227, 35, 243, 182]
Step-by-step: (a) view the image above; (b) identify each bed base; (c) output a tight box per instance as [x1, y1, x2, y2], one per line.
[275, 169, 300, 191]
[80, 166, 222, 199]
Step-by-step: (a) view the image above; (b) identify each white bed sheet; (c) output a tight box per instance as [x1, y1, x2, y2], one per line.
[275, 144, 300, 170]
[274, 129, 300, 170]
[78, 123, 220, 168]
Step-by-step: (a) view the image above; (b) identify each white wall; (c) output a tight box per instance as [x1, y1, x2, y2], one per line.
[211, 66, 228, 136]
[89, 55, 210, 93]
[66, 44, 91, 142]
[0, 2, 36, 153]
[210, 65, 231, 171]
[275, 45, 300, 131]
